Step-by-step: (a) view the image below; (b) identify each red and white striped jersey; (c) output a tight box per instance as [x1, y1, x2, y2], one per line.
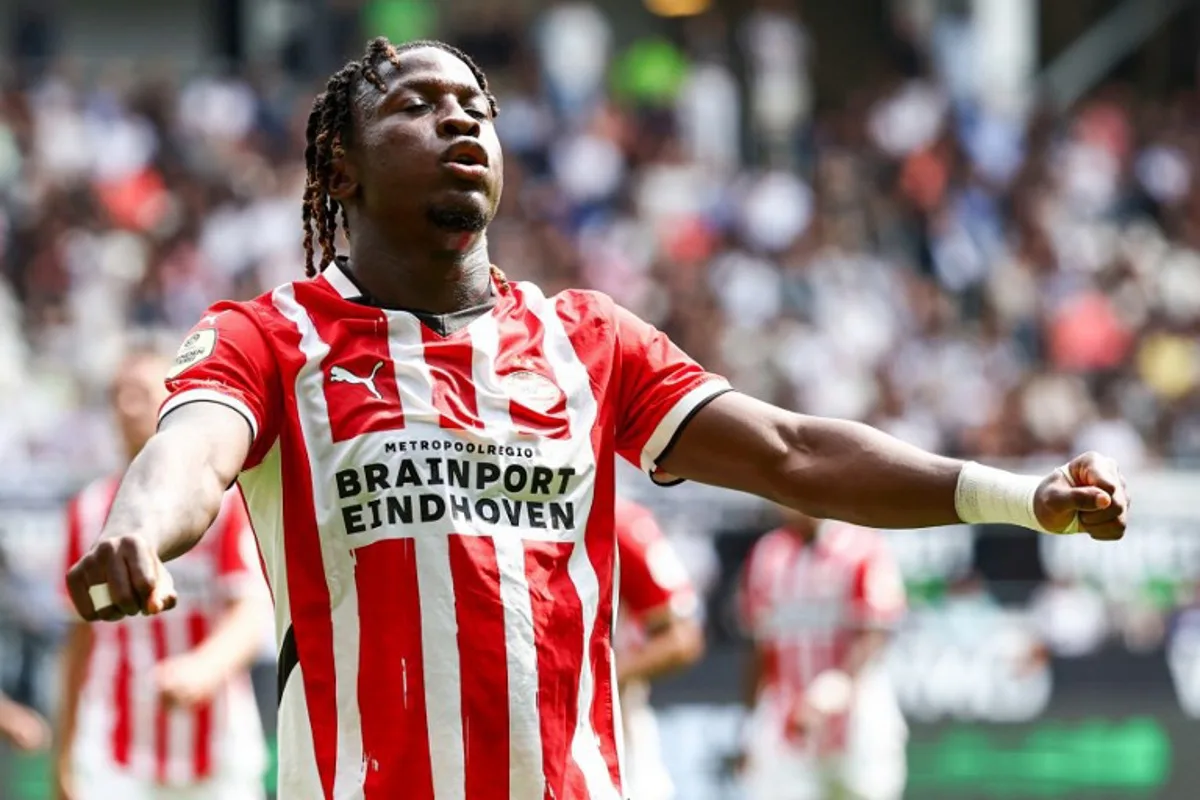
[63, 478, 266, 785]
[159, 263, 729, 800]
[738, 522, 905, 741]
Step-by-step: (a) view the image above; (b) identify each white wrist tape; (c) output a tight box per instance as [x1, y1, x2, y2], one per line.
[955, 462, 1080, 534]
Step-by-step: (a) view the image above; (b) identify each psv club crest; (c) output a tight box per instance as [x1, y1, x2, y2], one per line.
[500, 370, 562, 413]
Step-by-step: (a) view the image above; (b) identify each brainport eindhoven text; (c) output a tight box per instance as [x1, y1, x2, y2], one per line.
[335, 453, 579, 535]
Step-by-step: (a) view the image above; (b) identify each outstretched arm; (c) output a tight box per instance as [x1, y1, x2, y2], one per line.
[65, 403, 251, 622]
[658, 393, 1128, 540]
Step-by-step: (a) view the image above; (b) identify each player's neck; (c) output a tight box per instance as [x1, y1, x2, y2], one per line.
[346, 226, 494, 314]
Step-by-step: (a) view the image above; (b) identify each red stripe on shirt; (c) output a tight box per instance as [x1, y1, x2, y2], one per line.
[494, 296, 570, 439]
[274, 309, 339, 800]
[524, 540, 584, 800]
[297, 282, 404, 442]
[559, 291, 626, 795]
[188, 611, 213, 779]
[448, 535, 510, 800]
[112, 625, 133, 767]
[585, 459, 622, 792]
[421, 327, 484, 430]
[151, 619, 169, 783]
[356, 539, 433, 799]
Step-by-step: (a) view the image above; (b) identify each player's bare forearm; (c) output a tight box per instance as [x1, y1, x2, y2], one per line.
[190, 593, 268, 681]
[103, 432, 224, 561]
[662, 392, 1130, 538]
[55, 624, 92, 767]
[616, 614, 704, 686]
[154, 593, 267, 710]
[102, 403, 250, 561]
[660, 393, 961, 529]
[67, 403, 252, 621]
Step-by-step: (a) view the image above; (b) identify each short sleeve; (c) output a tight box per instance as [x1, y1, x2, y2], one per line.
[616, 502, 697, 622]
[851, 546, 907, 630]
[159, 302, 280, 469]
[613, 305, 730, 483]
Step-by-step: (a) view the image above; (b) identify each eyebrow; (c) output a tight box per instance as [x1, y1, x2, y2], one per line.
[386, 73, 487, 105]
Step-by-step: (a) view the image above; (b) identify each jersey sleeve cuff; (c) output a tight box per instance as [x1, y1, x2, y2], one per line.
[159, 388, 260, 442]
[639, 379, 732, 481]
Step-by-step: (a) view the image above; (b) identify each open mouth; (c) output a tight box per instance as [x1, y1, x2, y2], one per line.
[442, 144, 490, 184]
[443, 142, 489, 169]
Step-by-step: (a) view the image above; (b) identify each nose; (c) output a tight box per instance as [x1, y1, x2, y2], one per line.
[437, 103, 480, 139]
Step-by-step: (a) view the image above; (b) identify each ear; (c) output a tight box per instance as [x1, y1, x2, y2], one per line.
[327, 139, 360, 202]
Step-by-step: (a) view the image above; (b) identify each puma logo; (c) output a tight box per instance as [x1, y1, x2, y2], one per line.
[329, 361, 384, 400]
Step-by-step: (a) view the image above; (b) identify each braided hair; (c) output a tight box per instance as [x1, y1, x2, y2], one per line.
[301, 37, 502, 281]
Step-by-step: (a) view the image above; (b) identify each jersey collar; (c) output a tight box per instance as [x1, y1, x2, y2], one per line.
[322, 259, 360, 300]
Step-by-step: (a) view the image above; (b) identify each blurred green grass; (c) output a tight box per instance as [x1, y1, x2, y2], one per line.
[4, 737, 278, 799]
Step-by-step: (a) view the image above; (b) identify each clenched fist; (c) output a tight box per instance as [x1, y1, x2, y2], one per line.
[65, 534, 177, 621]
[1034, 452, 1129, 541]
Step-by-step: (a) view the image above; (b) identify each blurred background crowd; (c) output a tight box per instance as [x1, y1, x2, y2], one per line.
[4, 0, 1200, 797]
[3, 0, 1200, 478]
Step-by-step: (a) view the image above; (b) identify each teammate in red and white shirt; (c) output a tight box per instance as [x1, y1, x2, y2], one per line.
[738, 509, 907, 800]
[64, 37, 1127, 800]
[612, 500, 703, 800]
[55, 349, 268, 800]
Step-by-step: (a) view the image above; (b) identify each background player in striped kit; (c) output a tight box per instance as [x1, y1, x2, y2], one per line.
[737, 508, 907, 800]
[55, 348, 269, 800]
[613, 499, 704, 800]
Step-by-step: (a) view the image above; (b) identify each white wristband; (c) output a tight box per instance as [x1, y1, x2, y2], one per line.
[955, 461, 1076, 535]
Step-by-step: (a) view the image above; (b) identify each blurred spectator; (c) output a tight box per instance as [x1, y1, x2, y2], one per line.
[739, 0, 812, 168]
[534, 0, 611, 125]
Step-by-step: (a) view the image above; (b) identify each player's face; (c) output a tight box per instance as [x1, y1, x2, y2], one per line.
[111, 355, 169, 455]
[348, 48, 503, 234]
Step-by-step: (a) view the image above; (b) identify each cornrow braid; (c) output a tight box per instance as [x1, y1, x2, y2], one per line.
[301, 37, 500, 279]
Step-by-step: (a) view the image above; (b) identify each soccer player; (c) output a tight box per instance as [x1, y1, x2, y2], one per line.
[63, 37, 1128, 800]
[55, 349, 268, 800]
[738, 509, 907, 800]
[612, 499, 703, 800]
